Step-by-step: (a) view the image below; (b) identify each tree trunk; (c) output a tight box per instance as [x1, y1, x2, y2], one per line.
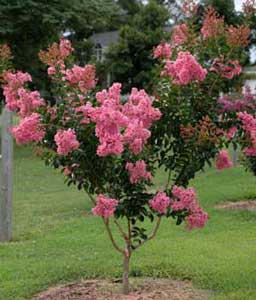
[122, 253, 130, 294]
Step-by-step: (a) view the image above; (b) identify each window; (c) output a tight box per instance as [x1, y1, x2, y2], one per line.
[95, 43, 103, 62]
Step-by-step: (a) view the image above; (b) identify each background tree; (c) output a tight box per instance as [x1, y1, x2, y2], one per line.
[116, 0, 142, 17]
[106, 0, 169, 93]
[0, 0, 121, 94]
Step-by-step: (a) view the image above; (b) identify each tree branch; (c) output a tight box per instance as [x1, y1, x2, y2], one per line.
[85, 190, 96, 205]
[102, 218, 125, 255]
[133, 217, 162, 250]
[114, 218, 128, 241]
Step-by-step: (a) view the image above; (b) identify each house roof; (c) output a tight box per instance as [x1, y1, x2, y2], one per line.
[90, 31, 119, 48]
[89, 26, 173, 48]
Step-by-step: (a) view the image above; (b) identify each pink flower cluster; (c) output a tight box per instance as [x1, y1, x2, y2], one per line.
[215, 150, 233, 170]
[171, 186, 208, 230]
[3, 71, 44, 117]
[218, 95, 256, 113]
[126, 160, 152, 184]
[153, 43, 172, 60]
[54, 128, 80, 155]
[91, 83, 128, 156]
[3, 71, 47, 145]
[238, 112, 256, 156]
[3, 71, 31, 110]
[171, 24, 189, 46]
[92, 194, 118, 218]
[122, 88, 161, 154]
[59, 39, 73, 58]
[226, 25, 250, 48]
[162, 52, 207, 85]
[88, 83, 161, 157]
[16, 88, 44, 117]
[149, 192, 171, 214]
[75, 102, 94, 124]
[210, 59, 241, 79]
[201, 7, 224, 39]
[11, 113, 45, 144]
[39, 39, 73, 76]
[226, 126, 238, 140]
[65, 64, 97, 93]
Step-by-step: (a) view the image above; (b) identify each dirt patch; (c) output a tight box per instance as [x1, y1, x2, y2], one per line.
[35, 278, 210, 300]
[215, 200, 256, 211]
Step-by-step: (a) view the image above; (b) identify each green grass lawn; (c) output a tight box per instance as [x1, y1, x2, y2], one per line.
[1, 146, 256, 300]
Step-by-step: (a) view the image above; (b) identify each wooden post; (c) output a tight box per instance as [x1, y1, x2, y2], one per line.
[0, 108, 13, 242]
[233, 148, 238, 167]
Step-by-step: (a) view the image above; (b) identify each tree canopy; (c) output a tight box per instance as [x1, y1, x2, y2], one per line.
[0, 0, 121, 92]
[106, 0, 169, 93]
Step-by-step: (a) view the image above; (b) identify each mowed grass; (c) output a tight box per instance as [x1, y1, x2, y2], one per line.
[1, 146, 256, 300]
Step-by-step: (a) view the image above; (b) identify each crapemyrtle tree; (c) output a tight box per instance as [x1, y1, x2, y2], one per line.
[2, 3, 252, 295]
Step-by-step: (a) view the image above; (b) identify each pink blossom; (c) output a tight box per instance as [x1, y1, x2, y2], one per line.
[172, 186, 198, 211]
[218, 95, 256, 112]
[149, 192, 171, 214]
[238, 112, 256, 134]
[153, 43, 172, 59]
[11, 113, 45, 144]
[210, 59, 242, 79]
[123, 88, 161, 128]
[96, 82, 122, 106]
[122, 88, 161, 154]
[237, 112, 256, 156]
[238, 112, 256, 145]
[186, 208, 209, 230]
[91, 84, 160, 157]
[3, 71, 32, 111]
[122, 121, 151, 155]
[92, 194, 118, 218]
[16, 88, 44, 117]
[244, 147, 256, 156]
[96, 137, 124, 157]
[65, 64, 96, 93]
[54, 128, 80, 155]
[215, 150, 233, 170]
[75, 102, 94, 124]
[162, 52, 207, 85]
[126, 160, 152, 184]
[3, 71, 32, 88]
[47, 67, 56, 75]
[171, 186, 208, 230]
[91, 97, 128, 156]
[201, 7, 224, 39]
[226, 126, 237, 140]
[171, 24, 189, 46]
[59, 39, 73, 58]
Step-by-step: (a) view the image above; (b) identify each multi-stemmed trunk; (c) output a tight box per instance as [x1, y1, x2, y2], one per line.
[122, 252, 130, 294]
[101, 215, 162, 295]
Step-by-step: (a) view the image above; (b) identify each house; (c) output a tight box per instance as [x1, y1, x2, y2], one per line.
[89, 26, 172, 62]
[243, 65, 256, 92]
[90, 31, 119, 62]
